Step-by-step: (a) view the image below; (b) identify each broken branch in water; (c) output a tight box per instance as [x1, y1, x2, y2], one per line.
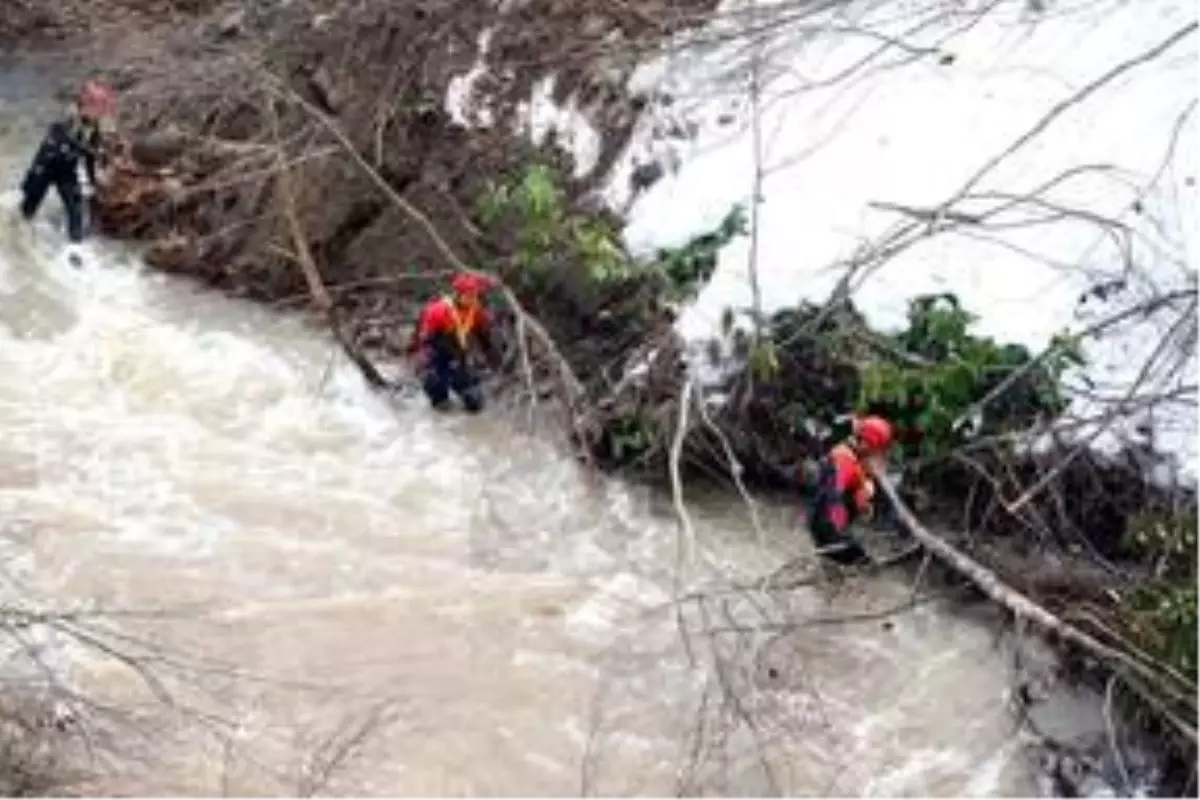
[871, 468, 1198, 741]
[265, 91, 393, 391]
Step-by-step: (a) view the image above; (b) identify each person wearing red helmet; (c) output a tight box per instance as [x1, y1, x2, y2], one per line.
[798, 413, 895, 565]
[407, 271, 501, 412]
[19, 79, 116, 244]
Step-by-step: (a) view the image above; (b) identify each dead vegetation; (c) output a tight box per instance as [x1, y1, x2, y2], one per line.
[0, 0, 226, 51]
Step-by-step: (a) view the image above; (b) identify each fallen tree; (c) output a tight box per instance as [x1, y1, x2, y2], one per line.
[873, 469, 1196, 740]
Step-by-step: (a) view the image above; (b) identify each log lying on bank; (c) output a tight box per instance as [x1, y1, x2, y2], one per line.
[872, 468, 1197, 743]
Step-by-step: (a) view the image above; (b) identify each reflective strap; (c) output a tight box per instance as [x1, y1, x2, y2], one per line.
[440, 296, 477, 351]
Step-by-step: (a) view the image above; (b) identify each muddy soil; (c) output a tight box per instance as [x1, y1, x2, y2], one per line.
[1, 0, 226, 51]
[77, 0, 715, 369]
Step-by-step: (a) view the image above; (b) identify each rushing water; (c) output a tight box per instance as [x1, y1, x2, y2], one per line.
[0, 58, 1116, 796]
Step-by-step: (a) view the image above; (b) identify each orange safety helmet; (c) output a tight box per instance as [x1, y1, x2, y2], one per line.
[78, 79, 116, 119]
[854, 415, 894, 454]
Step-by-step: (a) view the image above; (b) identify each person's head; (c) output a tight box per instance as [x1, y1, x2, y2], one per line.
[77, 79, 115, 125]
[851, 415, 893, 458]
[451, 272, 494, 309]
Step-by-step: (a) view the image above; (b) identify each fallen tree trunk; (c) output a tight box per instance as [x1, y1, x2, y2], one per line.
[270, 105, 395, 393]
[872, 469, 1198, 742]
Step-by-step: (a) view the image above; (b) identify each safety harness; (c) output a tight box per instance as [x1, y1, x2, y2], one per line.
[438, 295, 481, 351]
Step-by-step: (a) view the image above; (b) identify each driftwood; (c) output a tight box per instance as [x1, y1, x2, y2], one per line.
[268, 98, 395, 392]
[872, 469, 1197, 742]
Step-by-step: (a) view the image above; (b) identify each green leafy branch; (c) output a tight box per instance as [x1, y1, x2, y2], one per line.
[858, 293, 1083, 459]
[475, 162, 632, 285]
[475, 162, 748, 302]
[1117, 510, 1199, 684]
[652, 204, 748, 303]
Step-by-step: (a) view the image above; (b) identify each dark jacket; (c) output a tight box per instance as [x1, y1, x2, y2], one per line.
[30, 115, 103, 184]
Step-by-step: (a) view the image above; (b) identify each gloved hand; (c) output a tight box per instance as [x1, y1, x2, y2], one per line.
[855, 483, 876, 521]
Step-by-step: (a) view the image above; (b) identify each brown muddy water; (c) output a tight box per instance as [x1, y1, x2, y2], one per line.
[0, 57, 1103, 796]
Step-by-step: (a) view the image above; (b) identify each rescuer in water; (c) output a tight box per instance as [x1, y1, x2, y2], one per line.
[19, 79, 116, 244]
[793, 414, 895, 565]
[408, 272, 502, 412]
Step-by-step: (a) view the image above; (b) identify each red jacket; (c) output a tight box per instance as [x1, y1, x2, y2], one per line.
[828, 444, 873, 509]
[823, 443, 875, 530]
[410, 295, 492, 356]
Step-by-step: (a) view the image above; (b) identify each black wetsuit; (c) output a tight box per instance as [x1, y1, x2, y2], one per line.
[20, 115, 103, 243]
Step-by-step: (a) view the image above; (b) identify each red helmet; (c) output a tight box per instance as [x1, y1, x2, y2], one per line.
[855, 415, 894, 453]
[78, 79, 116, 118]
[451, 271, 495, 297]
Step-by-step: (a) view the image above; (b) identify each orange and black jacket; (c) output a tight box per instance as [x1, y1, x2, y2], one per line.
[409, 295, 497, 364]
[810, 444, 875, 532]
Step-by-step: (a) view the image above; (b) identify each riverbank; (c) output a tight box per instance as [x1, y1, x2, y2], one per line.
[5, 0, 1197, 794]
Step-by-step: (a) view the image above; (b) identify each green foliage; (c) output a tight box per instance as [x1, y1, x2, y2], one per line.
[858, 293, 1081, 459]
[1124, 509, 1199, 576]
[1118, 511, 1198, 682]
[748, 338, 780, 381]
[651, 205, 748, 303]
[752, 301, 864, 441]
[475, 162, 632, 286]
[607, 413, 655, 462]
[474, 161, 747, 304]
[1122, 583, 1197, 682]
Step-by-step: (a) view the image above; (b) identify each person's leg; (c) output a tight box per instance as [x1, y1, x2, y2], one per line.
[55, 174, 85, 243]
[451, 362, 484, 413]
[806, 463, 869, 565]
[19, 166, 51, 221]
[809, 513, 869, 565]
[421, 353, 453, 410]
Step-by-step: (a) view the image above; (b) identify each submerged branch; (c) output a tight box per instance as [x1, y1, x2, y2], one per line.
[873, 470, 1198, 741]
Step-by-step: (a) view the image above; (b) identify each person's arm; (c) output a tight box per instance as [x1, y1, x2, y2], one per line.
[61, 121, 99, 187]
[84, 126, 104, 187]
[773, 457, 821, 490]
[30, 122, 65, 170]
[772, 462, 800, 485]
[853, 479, 876, 519]
[474, 308, 502, 367]
[82, 147, 98, 188]
[408, 302, 444, 358]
